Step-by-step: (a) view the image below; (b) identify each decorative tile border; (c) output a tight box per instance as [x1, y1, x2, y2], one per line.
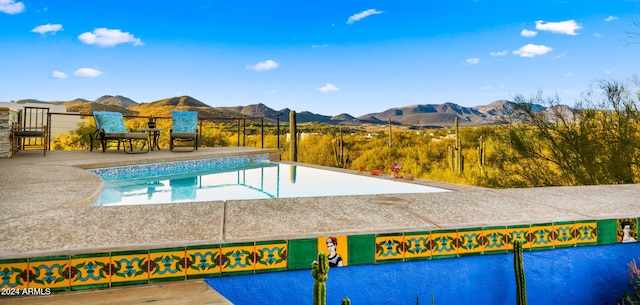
[91, 153, 271, 181]
[0, 217, 637, 294]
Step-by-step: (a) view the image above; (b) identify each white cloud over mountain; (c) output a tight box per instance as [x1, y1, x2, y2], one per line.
[51, 71, 67, 79]
[520, 29, 537, 37]
[78, 28, 143, 47]
[247, 60, 279, 71]
[535, 20, 582, 36]
[31, 24, 63, 35]
[513, 44, 553, 57]
[0, 0, 24, 14]
[347, 9, 382, 24]
[74, 68, 103, 77]
[317, 83, 339, 93]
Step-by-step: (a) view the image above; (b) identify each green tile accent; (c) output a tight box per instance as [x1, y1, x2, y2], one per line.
[49, 286, 70, 292]
[186, 244, 220, 250]
[187, 272, 221, 280]
[220, 270, 254, 277]
[71, 252, 110, 259]
[256, 240, 286, 246]
[111, 250, 148, 256]
[287, 239, 317, 270]
[150, 247, 185, 253]
[149, 276, 185, 284]
[111, 280, 148, 287]
[348, 234, 375, 266]
[29, 255, 69, 262]
[597, 219, 618, 244]
[222, 242, 254, 247]
[0, 258, 27, 264]
[70, 283, 110, 291]
[256, 267, 287, 274]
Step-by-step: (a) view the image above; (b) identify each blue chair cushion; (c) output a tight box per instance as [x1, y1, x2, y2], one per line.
[94, 112, 127, 134]
[171, 111, 197, 133]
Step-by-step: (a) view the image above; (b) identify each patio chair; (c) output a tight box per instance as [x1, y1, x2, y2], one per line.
[91, 111, 149, 154]
[11, 106, 49, 157]
[170, 110, 198, 152]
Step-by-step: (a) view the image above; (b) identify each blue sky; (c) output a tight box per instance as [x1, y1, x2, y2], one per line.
[1, 0, 638, 116]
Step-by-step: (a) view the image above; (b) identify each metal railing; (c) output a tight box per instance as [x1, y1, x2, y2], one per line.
[44, 112, 286, 151]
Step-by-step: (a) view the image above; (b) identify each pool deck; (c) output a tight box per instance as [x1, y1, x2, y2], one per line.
[2, 147, 640, 303]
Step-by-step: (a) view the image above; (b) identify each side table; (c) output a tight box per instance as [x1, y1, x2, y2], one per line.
[137, 128, 164, 151]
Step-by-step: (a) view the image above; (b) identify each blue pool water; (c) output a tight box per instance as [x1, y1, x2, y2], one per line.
[92, 161, 450, 206]
[205, 243, 640, 305]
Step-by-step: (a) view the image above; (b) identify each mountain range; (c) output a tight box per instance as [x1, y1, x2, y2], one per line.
[14, 95, 532, 127]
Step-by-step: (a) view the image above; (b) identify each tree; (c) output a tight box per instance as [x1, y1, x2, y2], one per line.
[500, 78, 640, 186]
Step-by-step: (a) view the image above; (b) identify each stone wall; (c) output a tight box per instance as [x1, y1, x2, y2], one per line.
[0, 107, 19, 158]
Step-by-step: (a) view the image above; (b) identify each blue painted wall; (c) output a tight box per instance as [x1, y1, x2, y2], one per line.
[205, 243, 640, 305]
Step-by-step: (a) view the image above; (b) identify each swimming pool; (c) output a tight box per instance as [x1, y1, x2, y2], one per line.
[91, 159, 450, 206]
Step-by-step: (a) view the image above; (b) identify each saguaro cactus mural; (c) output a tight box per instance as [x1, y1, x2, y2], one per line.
[311, 252, 329, 305]
[513, 240, 528, 305]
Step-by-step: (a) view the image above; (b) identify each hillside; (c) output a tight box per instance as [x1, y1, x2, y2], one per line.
[16, 95, 542, 127]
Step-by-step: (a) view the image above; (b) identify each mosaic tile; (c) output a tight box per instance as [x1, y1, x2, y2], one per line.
[91, 154, 271, 181]
[529, 223, 554, 250]
[186, 245, 222, 279]
[110, 250, 149, 286]
[617, 218, 639, 244]
[481, 226, 508, 254]
[348, 235, 375, 266]
[552, 221, 576, 248]
[574, 220, 598, 246]
[0, 258, 28, 291]
[28, 256, 70, 291]
[317, 236, 348, 267]
[70, 253, 110, 290]
[430, 230, 457, 259]
[254, 241, 287, 273]
[221, 243, 255, 275]
[597, 219, 618, 245]
[149, 248, 186, 283]
[507, 225, 531, 251]
[287, 239, 317, 270]
[375, 234, 405, 262]
[403, 231, 432, 260]
[456, 228, 483, 256]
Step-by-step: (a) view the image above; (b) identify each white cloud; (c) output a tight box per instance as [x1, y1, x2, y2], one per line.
[51, 70, 67, 79]
[605, 16, 618, 22]
[490, 50, 508, 56]
[520, 29, 537, 37]
[593, 33, 602, 37]
[513, 44, 553, 57]
[535, 20, 582, 36]
[0, 0, 24, 14]
[31, 23, 63, 35]
[247, 60, 279, 71]
[466, 58, 480, 64]
[551, 52, 567, 60]
[74, 68, 103, 77]
[317, 83, 339, 93]
[78, 28, 143, 47]
[312, 44, 328, 48]
[347, 9, 382, 24]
